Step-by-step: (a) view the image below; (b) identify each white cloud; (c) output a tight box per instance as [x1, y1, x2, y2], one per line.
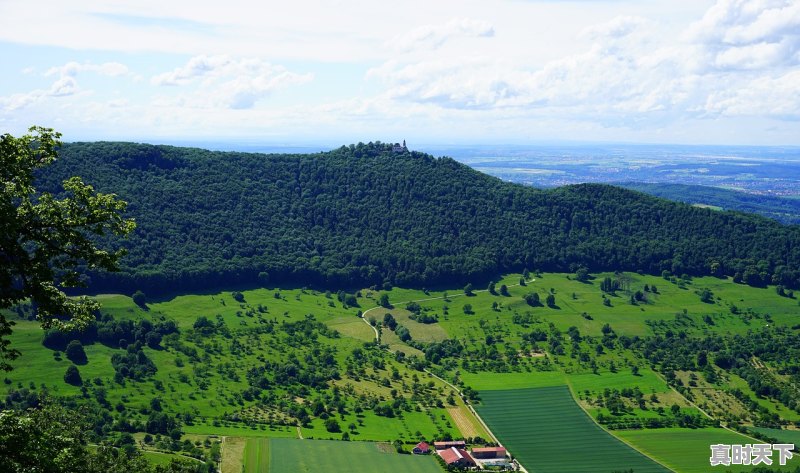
[704, 70, 800, 118]
[0, 76, 80, 111]
[686, 0, 800, 71]
[45, 61, 129, 78]
[151, 55, 231, 86]
[581, 16, 650, 40]
[389, 17, 494, 52]
[151, 55, 313, 109]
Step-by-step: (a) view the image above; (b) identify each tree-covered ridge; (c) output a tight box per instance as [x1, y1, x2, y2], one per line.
[38, 141, 800, 294]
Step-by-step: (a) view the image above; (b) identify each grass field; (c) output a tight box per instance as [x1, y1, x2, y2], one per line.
[268, 439, 443, 473]
[617, 428, 799, 472]
[475, 386, 669, 473]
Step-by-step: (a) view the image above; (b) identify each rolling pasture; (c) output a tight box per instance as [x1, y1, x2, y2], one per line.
[475, 386, 669, 473]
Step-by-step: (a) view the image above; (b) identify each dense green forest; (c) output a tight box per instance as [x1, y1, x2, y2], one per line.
[619, 182, 800, 225]
[37, 141, 800, 295]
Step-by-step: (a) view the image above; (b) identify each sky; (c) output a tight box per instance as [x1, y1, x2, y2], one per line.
[0, 0, 798, 146]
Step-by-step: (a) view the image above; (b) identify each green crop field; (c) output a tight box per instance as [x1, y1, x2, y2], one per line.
[476, 386, 669, 472]
[749, 427, 800, 445]
[268, 439, 443, 473]
[617, 428, 799, 472]
[243, 438, 270, 473]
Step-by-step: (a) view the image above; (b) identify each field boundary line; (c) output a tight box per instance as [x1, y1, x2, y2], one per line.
[563, 381, 677, 473]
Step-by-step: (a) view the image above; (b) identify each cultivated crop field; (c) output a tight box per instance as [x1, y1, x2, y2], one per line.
[267, 438, 443, 473]
[243, 438, 270, 473]
[475, 386, 670, 473]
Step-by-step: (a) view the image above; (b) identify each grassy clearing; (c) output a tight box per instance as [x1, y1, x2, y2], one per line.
[475, 386, 669, 473]
[617, 428, 798, 472]
[268, 438, 442, 473]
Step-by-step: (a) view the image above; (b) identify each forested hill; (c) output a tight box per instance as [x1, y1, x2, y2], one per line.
[38, 141, 800, 294]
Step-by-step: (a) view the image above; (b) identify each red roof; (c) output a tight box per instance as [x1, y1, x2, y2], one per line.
[438, 447, 462, 464]
[414, 442, 430, 452]
[438, 447, 476, 466]
[461, 449, 477, 465]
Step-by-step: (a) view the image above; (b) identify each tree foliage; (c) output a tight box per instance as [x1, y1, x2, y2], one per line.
[0, 127, 134, 370]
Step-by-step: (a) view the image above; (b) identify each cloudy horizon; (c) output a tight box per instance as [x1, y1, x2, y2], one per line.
[1, 0, 798, 146]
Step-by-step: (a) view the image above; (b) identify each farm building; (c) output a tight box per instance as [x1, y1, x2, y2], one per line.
[471, 446, 507, 459]
[438, 446, 476, 468]
[433, 440, 466, 450]
[413, 442, 430, 455]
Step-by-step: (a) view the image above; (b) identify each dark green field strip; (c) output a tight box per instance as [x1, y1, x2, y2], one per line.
[476, 386, 670, 473]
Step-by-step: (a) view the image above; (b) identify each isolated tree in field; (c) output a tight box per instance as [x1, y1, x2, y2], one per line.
[500, 284, 509, 296]
[379, 293, 391, 308]
[65, 340, 87, 364]
[464, 283, 473, 296]
[575, 267, 589, 282]
[383, 313, 397, 331]
[488, 281, 497, 295]
[546, 294, 556, 307]
[0, 127, 134, 371]
[132, 290, 147, 308]
[64, 364, 82, 385]
[463, 304, 473, 314]
[525, 292, 540, 307]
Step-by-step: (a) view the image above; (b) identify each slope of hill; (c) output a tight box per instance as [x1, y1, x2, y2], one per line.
[37, 141, 800, 294]
[618, 182, 800, 225]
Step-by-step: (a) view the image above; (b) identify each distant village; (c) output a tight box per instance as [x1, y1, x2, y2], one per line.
[413, 439, 519, 471]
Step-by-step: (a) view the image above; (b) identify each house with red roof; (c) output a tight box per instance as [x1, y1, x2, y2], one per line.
[413, 441, 430, 455]
[437, 446, 476, 468]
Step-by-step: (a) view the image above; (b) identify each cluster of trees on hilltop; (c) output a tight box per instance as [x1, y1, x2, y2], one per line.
[36, 141, 800, 294]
